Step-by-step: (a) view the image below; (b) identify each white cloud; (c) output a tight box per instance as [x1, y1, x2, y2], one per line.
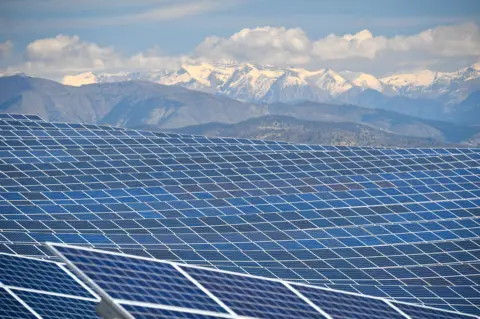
[194, 23, 480, 74]
[7, 34, 185, 79]
[194, 26, 312, 66]
[5, 23, 480, 79]
[0, 40, 13, 59]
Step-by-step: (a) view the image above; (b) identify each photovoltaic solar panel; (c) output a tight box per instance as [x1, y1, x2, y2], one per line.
[391, 302, 478, 319]
[290, 283, 406, 319]
[121, 305, 235, 319]
[181, 265, 326, 319]
[49, 243, 480, 319]
[0, 288, 37, 319]
[0, 253, 93, 298]
[50, 244, 231, 314]
[1, 113, 480, 317]
[12, 289, 100, 319]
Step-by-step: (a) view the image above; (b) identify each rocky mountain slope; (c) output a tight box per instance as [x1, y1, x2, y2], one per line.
[167, 115, 451, 147]
[1, 74, 478, 145]
[58, 61, 480, 121]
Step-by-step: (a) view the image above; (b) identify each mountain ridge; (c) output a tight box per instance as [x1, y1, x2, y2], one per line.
[53, 61, 480, 121]
[1, 74, 479, 145]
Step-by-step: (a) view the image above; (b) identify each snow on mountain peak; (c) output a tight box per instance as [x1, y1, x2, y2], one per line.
[381, 70, 437, 88]
[62, 72, 98, 86]
[58, 60, 480, 105]
[351, 73, 384, 91]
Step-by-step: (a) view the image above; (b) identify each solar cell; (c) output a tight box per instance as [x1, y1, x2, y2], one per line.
[50, 244, 231, 314]
[0, 253, 93, 298]
[290, 283, 406, 319]
[0, 288, 37, 319]
[121, 305, 235, 319]
[13, 289, 101, 319]
[391, 301, 478, 319]
[180, 265, 328, 319]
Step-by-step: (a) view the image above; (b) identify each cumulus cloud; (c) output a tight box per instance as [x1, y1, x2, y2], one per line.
[0, 41, 13, 59]
[23, 35, 120, 76]
[194, 27, 312, 66]
[6, 35, 186, 79]
[194, 23, 480, 73]
[4, 22, 480, 79]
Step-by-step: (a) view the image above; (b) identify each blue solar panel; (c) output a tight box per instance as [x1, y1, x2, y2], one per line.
[51, 244, 230, 314]
[0, 253, 93, 298]
[0, 288, 37, 319]
[181, 265, 327, 319]
[290, 283, 406, 319]
[0, 113, 479, 317]
[121, 305, 235, 319]
[392, 301, 477, 319]
[12, 289, 100, 319]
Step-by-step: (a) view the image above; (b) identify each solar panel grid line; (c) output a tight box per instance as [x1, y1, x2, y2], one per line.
[11, 288, 102, 319]
[172, 263, 239, 316]
[57, 263, 101, 300]
[1, 159, 476, 191]
[2, 190, 478, 223]
[0, 251, 95, 297]
[389, 299, 480, 318]
[282, 282, 335, 319]
[1, 176, 476, 208]
[46, 243, 136, 319]
[47, 242, 235, 316]
[119, 304, 245, 319]
[116, 299, 241, 319]
[383, 300, 417, 319]
[2, 216, 480, 253]
[2, 286, 42, 319]
[285, 281, 411, 319]
[2, 160, 476, 191]
[0, 150, 456, 169]
[2, 284, 98, 302]
[3, 216, 480, 252]
[47, 243, 477, 318]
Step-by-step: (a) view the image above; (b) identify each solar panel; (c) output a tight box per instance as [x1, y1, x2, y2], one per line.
[289, 283, 406, 319]
[48, 243, 478, 319]
[12, 289, 100, 319]
[0, 253, 94, 298]
[0, 288, 37, 319]
[50, 244, 231, 314]
[391, 301, 477, 319]
[0, 113, 479, 317]
[121, 305, 235, 319]
[181, 265, 325, 319]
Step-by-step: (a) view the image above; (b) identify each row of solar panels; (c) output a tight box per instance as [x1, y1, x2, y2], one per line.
[0, 243, 477, 319]
[1, 114, 479, 316]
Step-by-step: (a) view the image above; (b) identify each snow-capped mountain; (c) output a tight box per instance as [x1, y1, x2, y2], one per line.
[381, 62, 480, 105]
[61, 61, 480, 109]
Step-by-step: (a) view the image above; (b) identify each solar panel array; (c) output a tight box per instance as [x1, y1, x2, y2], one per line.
[0, 114, 479, 316]
[0, 252, 100, 319]
[49, 243, 478, 319]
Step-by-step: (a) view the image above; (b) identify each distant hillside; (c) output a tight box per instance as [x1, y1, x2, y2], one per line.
[163, 115, 452, 147]
[1, 74, 479, 145]
[449, 90, 480, 126]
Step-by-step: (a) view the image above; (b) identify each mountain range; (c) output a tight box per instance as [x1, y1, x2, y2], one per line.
[1, 74, 479, 147]
[59, 61, 480, 121]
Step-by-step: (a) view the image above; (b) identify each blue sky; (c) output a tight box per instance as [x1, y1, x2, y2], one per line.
[1, 0, 479, 78]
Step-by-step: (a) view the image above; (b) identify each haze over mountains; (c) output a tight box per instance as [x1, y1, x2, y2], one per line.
[59, 61, 480, 121]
